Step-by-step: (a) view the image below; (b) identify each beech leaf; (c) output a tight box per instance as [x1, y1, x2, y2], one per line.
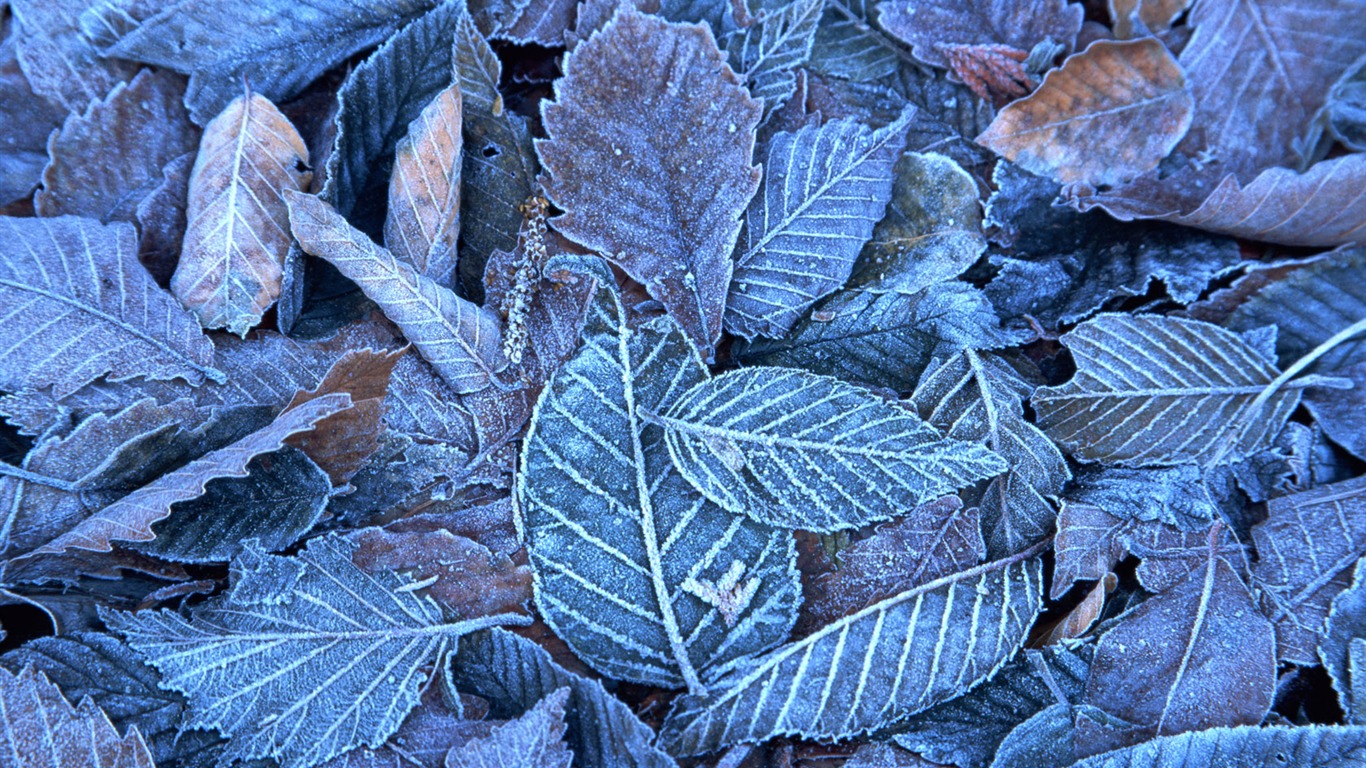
[385, 83, 462, 288]
[1065, 725, 1366, 768]
[725, 0, 823, 114]
[444, 688, 572, 768]
[0, 664, 154, 768]
[878, 0, 1082, 73]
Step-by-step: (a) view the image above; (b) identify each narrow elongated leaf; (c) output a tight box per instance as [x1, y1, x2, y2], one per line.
[105, 535, 527, 768]
[519, 255, 799, 691]
[1252, 476, 1366, 665]
[658, 366, 1006, 531]
[1032, 314, 1306, 467]
[537, 9, 762, 355]
[444, 688, 572, 768]
[0, 664, 154, 768]
[659, 550, 1045, 755]
[109, 0, 440, 123]
[286, 191, 508, 394]
[385, 83, 462, 288]
[172, 88, 311, 335]
[453, 628, 678, 768]
[0, 215, 221, 399]
[725, 111, 912, 339]
[726, 0, 823, 113]
[1065, 725, 1366, 768]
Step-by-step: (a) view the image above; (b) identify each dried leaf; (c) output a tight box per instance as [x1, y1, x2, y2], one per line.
[9, 0, 137, 113]
[1324, 559, 1366, 724]
[725, 111, 911, 339]
[1063, 725, 1366, 768]
[725, 0, 823, 114]
[385, 83, 461, 287]
[136, 152, 194, 285]
[939, 43, 1031, 104]
[286, 191, 508, 394]
[36, 68, 199, 223]
[173, 88, 310, 335]
[977, 39, 1193, 187]
[808, 0, 901, 81]
[444, 688, 572, 768]
[0, 215, 221, 399]
[1035, 572, 1116, 645]
[0, 36, 64, 205]
[537, 8, 762, 356]
[1067, 465, 1219, 531]
[283, 347, 402, 484]
[878, 0, 1082, 73]
[0, 664, 154, 768]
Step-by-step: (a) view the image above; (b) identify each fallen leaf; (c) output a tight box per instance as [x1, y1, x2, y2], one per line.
[939, 43, 1032, 104]
[878, 0, 1082, 74]
[283, 347, 402, 484]
[444, 688, 572, 768]
[1109, 0, 1193, 39]
[1034, 571, 1116, 645]
[8, 0, 137, 113]
[385, 83, 461, 287]
[0, 664, 154, 768]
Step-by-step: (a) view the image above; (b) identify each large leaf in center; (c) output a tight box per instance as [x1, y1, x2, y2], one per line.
[518, 255, 800, 693]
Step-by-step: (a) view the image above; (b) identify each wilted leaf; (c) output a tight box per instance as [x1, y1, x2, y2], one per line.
[172, 87, 311, 335]
[659, 550, 1044, 755]
[808, 0, 901, 81]
[105, 535, 528, 768]
[109, 0, 440, 123]
[659, 366, 1006, 531]
[36, 68, 199, 224]
[282, 347, 402, 484]
[385, 83, 461, 287]
[1065, 725, 1366, 768]
[1032, 314, 1308, 467]
[1324, 560, 1366, 723]
[452, 628, 679, 768]
[286, 191, 508, 394]
[444, 688, 572, 768]
[878, 0, 1082, 73]
[519, 255, 799, 691]
[1067, 465, 1218, 531]
[1252, 476, 1366, 665]
[850, 151, 986, 295]
[0, 215, 221, 399]
[977, 39, 1193, 187]
[725, 0, 823, 114]
[0, 664, 154, 768]
[725, 111, 911, 339]
[8, 0, 137, 113]
[736, 283, 1023, 392]
[1086, 543, 1276, 741]
[537, 8, 762, 355]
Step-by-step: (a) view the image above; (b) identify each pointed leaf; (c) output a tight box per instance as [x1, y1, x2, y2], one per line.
[286, 191, 508, 394]
[1324, 559, 1366, 723]
[444, 688, 573, 768]
[1065, 725, 1366, 768]
[659, 366, 1007, 531]
[172, 88, 311, 335]
[659, 550, 1045, 754]
[105, 535, 528, 768]
[537, 8, 762, 355]
[878, 0, 1082, 72]
[0, 664, 154, 768]
[1032, 314, 1305, 467]
[0, 215, 221, 399]
[725, 111, 911, 339]
[726, 0, 823, 114]
[519, 254, 800, 691]
[385, 83, 462, 288]
[808, 0, 901, 81]
[282, 347, 402, 484]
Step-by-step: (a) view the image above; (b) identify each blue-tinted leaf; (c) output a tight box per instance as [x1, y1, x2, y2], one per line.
[1068, 465, 1218, 531]
[726, 0, 823, 115]
[1065, 725, 1366, 768]
[1324, 559, 1366, 724]
[0, 664, 154, 768]
[808, 0, 901, 81]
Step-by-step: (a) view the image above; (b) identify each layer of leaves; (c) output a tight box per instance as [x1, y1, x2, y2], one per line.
[878, 0, 1082, 73]
[445, 688, 573, 768]
[1066, 725, 1366, 767]
[0, 664, 154, 768]
[1324, 560, 1366, 724]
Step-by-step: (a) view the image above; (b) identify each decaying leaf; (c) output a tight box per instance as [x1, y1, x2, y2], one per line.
[1109, 0, 1192, 39]
[444, 688, 573, 768]
[0, 35, 64, 206]
[282, 347, 402, 484]
[385, 83, 461, 287]
[977, 39, 1193, 187]
[8, 0, 138, 113]
[1323, 560, 1366, 723]
[725, 0, 823, 114]
[808, 0, 901, 81]
[1034, 571, 1115, 645]
[172, 87, 311, 335]
[537, 9, 762, 356]
[878, 0, 1082, 73]
[1066, 725, 1366, 767]
[0, 664, 154, 768]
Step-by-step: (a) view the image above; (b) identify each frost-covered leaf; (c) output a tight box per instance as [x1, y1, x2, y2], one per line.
[452, 628, 678, 768]
[849, 151, 986, 295]
[1032, 314, 1308, 468]
[912, 349, 1069, 557]
[1252, 476, 1366, 665]
[891, 645, 1091, 768]
[281, 347, 402, 485]
[878, 0, 1082, 73]
[1324, 560, 1366, 723]
[659, 550, 1045, 755]
[385, 83, 461, 288]
[444, 688, 572, 768]
[726, 0, 823, 114]
[519, 254, 799, 691]
[172, 87, 311, 336]
[0, 215, 221, 399]
[109, 0, 440, 123]
[1302, 54, 1366, 162]
[659, 366, 1006, 531]
[537, 9, 762, 356]
[34, 394, 349, 555]
[136, 151, 195, 285]
[1086, 547, 1276, 741]
[105, 535, 527, 768]
[36, 68, 199, 224]
[1067, 465, 1219, 531]
[1109, 0, 1192, 39]
[808, 0, 901, 81]
[137, 447, 330, 563]
[9, 0, 137, 114]
[0, 36, 66, 205]
[1065, 725, 1366, 768]
[725, 111, 911, 339]
[736, 284, 1023, 392]
[0, 664, 154, 768]
[286, 191, 508, 394]
[1035, 571, 1115, 644]
[976, 39, 1193, 187]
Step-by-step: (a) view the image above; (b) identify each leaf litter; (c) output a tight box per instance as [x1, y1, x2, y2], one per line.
[2, 1, 1366, 766]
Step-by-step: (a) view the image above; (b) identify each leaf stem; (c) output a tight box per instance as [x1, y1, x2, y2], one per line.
[0, 461, 81, 492]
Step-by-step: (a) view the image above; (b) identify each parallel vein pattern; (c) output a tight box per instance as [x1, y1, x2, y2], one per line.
[659, 552, 1044, 755]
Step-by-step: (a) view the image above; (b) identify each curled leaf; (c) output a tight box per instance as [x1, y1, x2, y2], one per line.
[385, 83, 462, 287]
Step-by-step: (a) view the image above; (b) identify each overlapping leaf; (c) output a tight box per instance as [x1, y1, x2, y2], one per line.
[1065, 725, 1366, 768]
[385, 83, 462, 287]
[1324, 560, 1366, 723]
[725, 0, 823, 114]
[519, 255, 799, 691]
[8, 0, 137, 113]
[878, 0, 1082, 73]
[808, 0, 901, 81]
[445, 688, 572, 768]
[0, 664, 154, 768]
[0, 36, 65, 205]
[105, 535, 527, 768]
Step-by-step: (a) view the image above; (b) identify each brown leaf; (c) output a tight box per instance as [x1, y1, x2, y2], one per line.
[938, 43, 1031, 105]
[34, 394, 351, 554]
[385, 83, 462, 287]
[349, 526, 531, 621]
[1034, 571, 1116, 646]
[1109, 0, 1193, 39]
[0, 36, 64, 205]
[0, 665, 154, 768]
[537, 9, 762, 357]
[8, 0, 138, 113]
[172, 87, 311, 336]
[284, 348, 403, 484]
[444, 688, 572, 768]
[879, 0, 1083, 72]
[977, 39, 1193, 186]
[36, 69, 199, 223]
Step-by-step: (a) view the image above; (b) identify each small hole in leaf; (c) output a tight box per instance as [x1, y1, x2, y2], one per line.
[482, 144, 501, 159]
